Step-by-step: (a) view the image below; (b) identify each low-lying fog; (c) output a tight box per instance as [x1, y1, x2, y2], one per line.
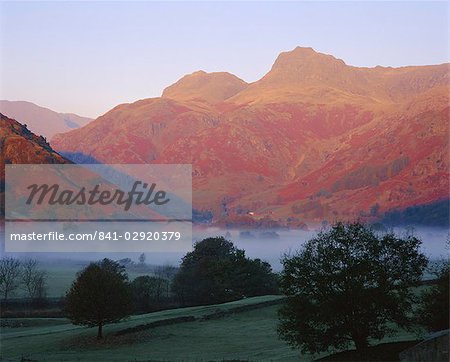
[2, 225, 448, 272]
[192, 226, 448, 271]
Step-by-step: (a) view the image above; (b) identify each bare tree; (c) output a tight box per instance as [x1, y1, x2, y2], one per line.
[0, 258, 22, 302]
[139, 253, 146, 264]
[34, 272, 47, 300]
[22, 259, 47, 301]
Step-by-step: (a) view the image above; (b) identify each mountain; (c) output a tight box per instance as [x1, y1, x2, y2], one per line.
[162, 71, 248, 104]
[0, 113, 71, 217]
[0, 100, 92, 140]
[230, 47, 449, 105]
[51, 47, 449, 227]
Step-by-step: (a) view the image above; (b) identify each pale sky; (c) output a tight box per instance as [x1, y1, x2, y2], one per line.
[0, 1, 448, 118]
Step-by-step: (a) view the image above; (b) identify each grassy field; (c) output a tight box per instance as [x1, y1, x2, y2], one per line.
[0, 295, 422, 362]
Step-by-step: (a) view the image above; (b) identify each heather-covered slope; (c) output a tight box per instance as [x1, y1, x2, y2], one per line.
[0, 113, 71, 216]
[0, 113, 70, 167]
[52, 47, 450, 226]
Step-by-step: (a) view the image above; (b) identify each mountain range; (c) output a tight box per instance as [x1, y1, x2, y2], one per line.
[48, 47, 450, 227]
[0, 100, 92, 140]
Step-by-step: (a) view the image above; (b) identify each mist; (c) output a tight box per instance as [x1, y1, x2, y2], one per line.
[193, 225, 449, 272]
[1, 224, 448, 272]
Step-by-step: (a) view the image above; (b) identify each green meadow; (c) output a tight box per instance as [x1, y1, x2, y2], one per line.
[0, 295, 420, 362]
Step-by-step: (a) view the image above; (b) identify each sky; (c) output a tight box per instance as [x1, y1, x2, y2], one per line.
[0, 1, 448, 118]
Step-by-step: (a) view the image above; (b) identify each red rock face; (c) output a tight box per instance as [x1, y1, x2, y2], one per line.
[51, 47, 450, 226]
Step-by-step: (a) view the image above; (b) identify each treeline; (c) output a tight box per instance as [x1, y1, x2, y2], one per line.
[63, 238, 279, 339]
[0, 237, 278, 318]
[381, 199, 449, 227]
[122, 237, 278, 313]
[0, 258, 47, 308]
[113, 239, 279, 314]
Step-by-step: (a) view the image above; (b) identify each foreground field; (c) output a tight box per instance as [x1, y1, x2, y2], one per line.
[0, 295, 420, 361]
[1, 296, 298, 361]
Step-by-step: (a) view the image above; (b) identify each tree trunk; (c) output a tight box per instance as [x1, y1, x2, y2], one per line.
[97, 322, 103, 339]
[355, 337, 368, 350]
[354, 335, 369, 358]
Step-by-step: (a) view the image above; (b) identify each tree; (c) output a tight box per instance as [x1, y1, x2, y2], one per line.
[64, 258, 132, 339]
[418, 262, 449, 332]
[22, 259, 47, 302]
[172, 237, 278, 306]
[155, 264, 177, 298]
[130, 275, 169, 311]
[278, 222, 427, 355]
[139, 253, 146, 264]
[0, 258, 22, 302]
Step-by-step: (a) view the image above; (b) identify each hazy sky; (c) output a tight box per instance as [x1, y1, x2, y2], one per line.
[0, 1, 448, 118]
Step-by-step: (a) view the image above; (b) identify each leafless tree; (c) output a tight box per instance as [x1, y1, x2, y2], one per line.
[0, 257, 22, 302]
[22, 259, 47, 301]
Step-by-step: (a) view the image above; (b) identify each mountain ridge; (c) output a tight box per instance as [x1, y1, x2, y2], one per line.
[162, 71, 248, 104]
[0, 100, 92, 140]
[51, 47, 450, 226]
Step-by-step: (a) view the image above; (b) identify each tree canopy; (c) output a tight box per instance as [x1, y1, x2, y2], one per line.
[64, 258, 132, 339]
[130, 275, 169, 312]
[278, 222, 427, 355]
[172, 236, 278, 306]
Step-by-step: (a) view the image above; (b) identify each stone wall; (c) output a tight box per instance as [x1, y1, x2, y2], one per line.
[399, 330, 449, 362]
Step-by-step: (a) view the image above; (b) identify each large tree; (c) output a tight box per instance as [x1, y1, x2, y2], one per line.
[64, 258, 132, 339]
[172, 237, 278, 306]
[278, 222, 427, 355]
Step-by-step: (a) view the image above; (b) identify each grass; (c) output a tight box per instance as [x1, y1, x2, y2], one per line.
[1, 295, 305, 361]
[0, 295, 422, 362]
